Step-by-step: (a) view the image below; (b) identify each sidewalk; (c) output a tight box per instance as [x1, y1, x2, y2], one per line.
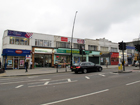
[0, 65, 118, 77]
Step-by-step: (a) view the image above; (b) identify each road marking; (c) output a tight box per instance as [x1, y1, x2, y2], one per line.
[68, 79, 71, 82]
[28, 76, 38, 78]
[126, 80, 140, 85]
[28, 80, 77, 88]
[0, 79, 50, 85]
[41, 89, 109, 105]
[99, 74, 105, 77]
[44, 82, 49, 85]
[15, 85, 23, 88]
[85, 76, 90, 79]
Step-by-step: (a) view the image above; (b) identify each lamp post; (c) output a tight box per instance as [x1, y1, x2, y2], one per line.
[71, 11, 78, 67]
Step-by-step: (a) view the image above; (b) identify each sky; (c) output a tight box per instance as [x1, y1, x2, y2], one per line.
[1, 0, 140, 53]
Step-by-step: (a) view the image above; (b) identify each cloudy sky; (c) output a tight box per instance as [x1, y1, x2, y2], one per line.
[0, 0, 140, 52]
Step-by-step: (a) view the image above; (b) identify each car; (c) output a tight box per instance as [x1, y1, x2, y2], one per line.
[71, 62, 103, 74]
[135, 61, 139, 67]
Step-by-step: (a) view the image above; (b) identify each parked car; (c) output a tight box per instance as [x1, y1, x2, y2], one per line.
[0, 67, 5, 73]
[71, 62, 103, 74]
[135, 61, 139, 67]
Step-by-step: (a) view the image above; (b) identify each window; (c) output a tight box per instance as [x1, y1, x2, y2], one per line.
[10, 37, 14, 44]
[74, 44, 85, 49]
[35, 39, 52, 47]
[111, 47, 117, 52]
[88, 45, 97, 50]
[39, 40, 43, 46]
[56, 42, 70, 48]
[100, 47, 108, 52]
[9, 37, 29, 45]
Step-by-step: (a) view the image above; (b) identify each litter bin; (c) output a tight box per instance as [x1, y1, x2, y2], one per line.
[118, 64, 122, 71]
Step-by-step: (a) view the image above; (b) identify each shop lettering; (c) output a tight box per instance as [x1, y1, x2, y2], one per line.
[15, 50, 23, 54]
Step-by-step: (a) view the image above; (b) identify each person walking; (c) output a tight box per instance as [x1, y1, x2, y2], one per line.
[105, 60, 108, 68]
[25, 60, 28, 72]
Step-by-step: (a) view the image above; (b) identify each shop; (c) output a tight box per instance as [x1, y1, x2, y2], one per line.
[100, 53, 110, 65]
[2, 49, 31, 69]
[110, 52, 119, 65]
[54, 48, 100, 67]
[32, 47, 54, 68]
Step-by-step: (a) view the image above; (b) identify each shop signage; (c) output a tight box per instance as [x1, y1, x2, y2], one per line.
[8, 30, 33, 38]
[15, 50, 23, 54]
[2, 49, 31, 56]
[35, 48, 52, 53]
[57, 49, 79, 54]
[60, 37, 85, 44]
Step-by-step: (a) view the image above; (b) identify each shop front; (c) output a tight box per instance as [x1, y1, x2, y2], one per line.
[110, 52, 119, 65]
[32, 48, 54, 68]
[2, 49, 31, 69]
[54, 48, 100, 67]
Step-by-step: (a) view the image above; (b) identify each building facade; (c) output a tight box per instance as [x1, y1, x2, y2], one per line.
[1, 30, 119, 70]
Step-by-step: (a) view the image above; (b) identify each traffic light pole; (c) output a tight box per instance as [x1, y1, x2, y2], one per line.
[122, 41, 125, 71]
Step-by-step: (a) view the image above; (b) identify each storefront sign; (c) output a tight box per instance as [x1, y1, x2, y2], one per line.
[2, 49, 31, 56]
[15, 50, 23, 54]
[35, 48, 52, 53]
[8, 30, 33, 38]
[60, 37, 85, 44]
[57, 49, 79, 54]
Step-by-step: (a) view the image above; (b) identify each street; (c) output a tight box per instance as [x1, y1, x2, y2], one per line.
[0, 67, 140, 105]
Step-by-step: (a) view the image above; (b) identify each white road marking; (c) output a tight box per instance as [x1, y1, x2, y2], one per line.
[99, 74, 105, 77]
[126, 80, 140, 86]
[68, 79, 71, 82]
[28, 76, 38, 78]
[28, 80, 77, 88]
[44, 82, 49, 85]
[0, 79, 50, 85]
[85, 76, 90, 79]
[41, 89, 109, 105]
[15, 85, 23, 88]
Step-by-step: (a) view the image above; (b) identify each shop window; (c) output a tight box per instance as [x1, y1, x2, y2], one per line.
[20, 38, 24, 45]
[74, 44, 85, 49]
[24, 38, 29, 45]
[88, 45, 97, 50]
[9, 37, 29, 45]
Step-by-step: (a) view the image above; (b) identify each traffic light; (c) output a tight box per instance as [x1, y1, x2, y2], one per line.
[79, 45, 83, 55]
[118, 42, 126, 50]
[135, 44, 140, 51]
[118, 42, 123, 50]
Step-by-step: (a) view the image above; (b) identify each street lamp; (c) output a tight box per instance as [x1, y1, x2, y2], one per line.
[71, 11, 78, 67]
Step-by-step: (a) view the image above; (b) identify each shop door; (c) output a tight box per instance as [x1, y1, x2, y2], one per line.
[14, 59, 18, 69]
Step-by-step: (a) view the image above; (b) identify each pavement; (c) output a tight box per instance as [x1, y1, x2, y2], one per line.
[0, 65, 130, 77]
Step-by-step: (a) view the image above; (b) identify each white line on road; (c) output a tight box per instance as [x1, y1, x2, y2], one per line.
[68, 79, 71, 82]
[85, 76, 90, 79]
[28, 80, 77, 88]
[41, 89, 109, 105]
[99, 74, 105, 77]
[44, 82, 49, 85]
[15, 85, 23, 88]
[28, 76, 38, 78]
[126, 80, 140, 86]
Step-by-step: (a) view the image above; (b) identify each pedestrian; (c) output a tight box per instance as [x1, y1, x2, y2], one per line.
[24, 60, 28, 72]
[30, 61, 32, 69]
[105, 60, 108, 68]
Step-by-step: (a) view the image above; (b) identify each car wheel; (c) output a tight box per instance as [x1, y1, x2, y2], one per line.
[98, 67, 102, 72]
[83, 69, 87, 74]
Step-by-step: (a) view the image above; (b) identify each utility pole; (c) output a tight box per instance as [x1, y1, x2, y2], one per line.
[70, 11, 78, 67]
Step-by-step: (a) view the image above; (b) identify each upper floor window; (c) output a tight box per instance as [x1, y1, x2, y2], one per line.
[9, 37, 29, 45]
[74, 43, 85, 49]
[88, 45, 97, 51]
[56, 42, 70, 48]
[35, 39, 52, 47]
[111, 47, 118, 52]
[100, 47, 108, 52]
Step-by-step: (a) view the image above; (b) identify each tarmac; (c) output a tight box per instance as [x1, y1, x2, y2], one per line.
[0, 65, 132, 77]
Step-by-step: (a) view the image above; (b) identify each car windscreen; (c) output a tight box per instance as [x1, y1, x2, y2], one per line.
[73, 63, 80, 66]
